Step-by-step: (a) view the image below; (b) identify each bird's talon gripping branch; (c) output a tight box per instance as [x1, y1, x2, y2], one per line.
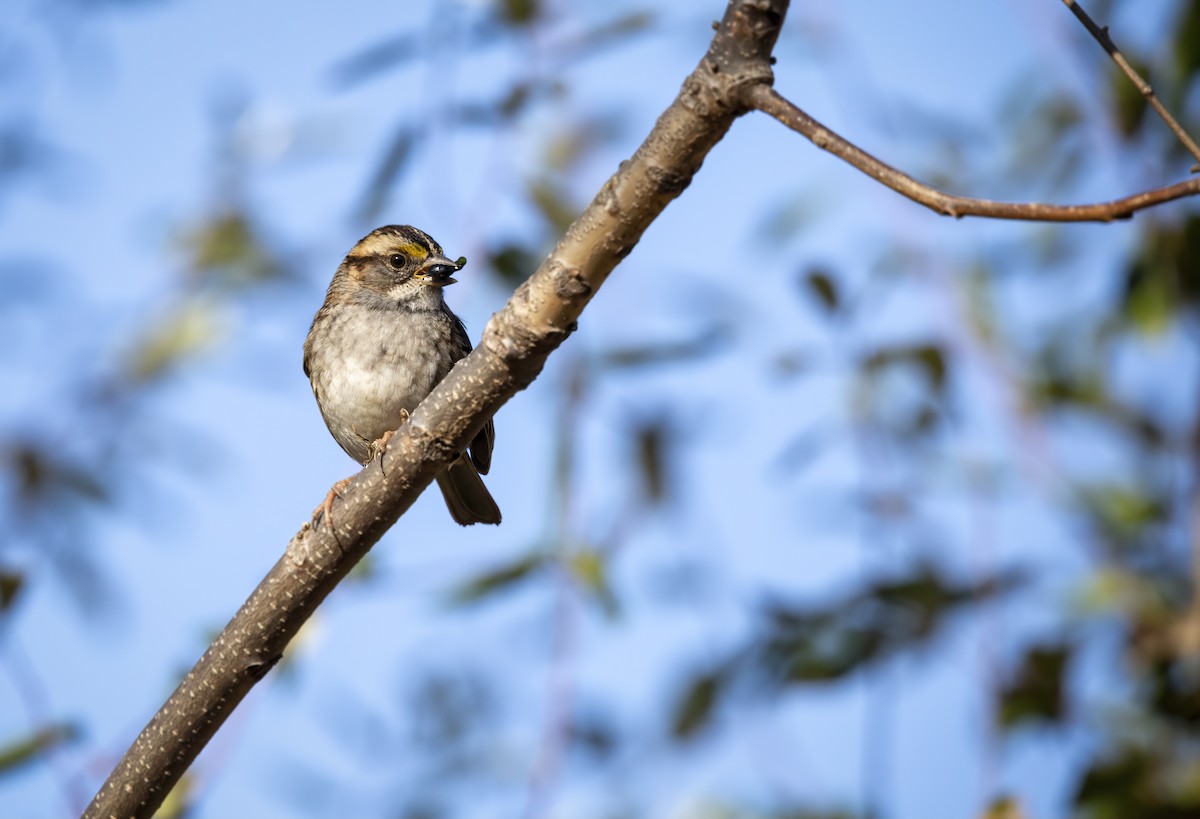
[369, 414, 405, 476]
[313, 476, 353, 530]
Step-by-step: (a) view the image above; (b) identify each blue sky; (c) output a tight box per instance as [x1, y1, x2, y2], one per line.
[2, 0, 1187, 817]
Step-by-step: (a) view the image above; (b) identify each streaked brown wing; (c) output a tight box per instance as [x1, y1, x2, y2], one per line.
[468, 417, 494, 475]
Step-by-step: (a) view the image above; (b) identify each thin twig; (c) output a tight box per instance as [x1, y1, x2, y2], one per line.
[1061, 0, 1200, 169]
[747, 84, 1200, 222]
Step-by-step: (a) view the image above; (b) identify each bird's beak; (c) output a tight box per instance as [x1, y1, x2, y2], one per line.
[413, 254, 466, 287]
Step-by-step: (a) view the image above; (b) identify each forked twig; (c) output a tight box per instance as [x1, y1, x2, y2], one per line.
[747, 84, 1200, 222]
[1061, 0, 1200, 168]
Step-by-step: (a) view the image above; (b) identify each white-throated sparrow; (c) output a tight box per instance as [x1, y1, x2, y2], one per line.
[304, 225, 501, 526]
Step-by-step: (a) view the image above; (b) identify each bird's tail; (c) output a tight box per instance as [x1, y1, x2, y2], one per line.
[436, 457, 502, 526]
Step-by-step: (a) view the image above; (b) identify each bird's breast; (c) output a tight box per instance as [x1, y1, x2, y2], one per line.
[308, 303, 456, 463]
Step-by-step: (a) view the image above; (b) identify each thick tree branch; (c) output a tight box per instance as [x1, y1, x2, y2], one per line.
[81, 2, 787, 817]
[748, 84, 1200, 222]
[1061, 0, 1200, 168]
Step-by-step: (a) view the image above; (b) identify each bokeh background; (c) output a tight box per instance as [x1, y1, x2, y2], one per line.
[3, 1, 1199, 817]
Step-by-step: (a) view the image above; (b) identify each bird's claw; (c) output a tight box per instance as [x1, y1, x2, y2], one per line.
[369, 409, 410, 473]
[313, 476, 353, 530]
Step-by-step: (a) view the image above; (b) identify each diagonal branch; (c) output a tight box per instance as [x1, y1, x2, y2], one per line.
[1061, 0, 1200, 168]
[80, 2, 787, 818]
[748, 84, 1200, 222]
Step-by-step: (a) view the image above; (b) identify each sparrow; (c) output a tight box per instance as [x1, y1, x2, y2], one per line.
[304, 225, 501, 526]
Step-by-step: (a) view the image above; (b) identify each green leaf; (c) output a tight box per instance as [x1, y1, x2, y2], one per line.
[568, 549, 619, 618]
[633, 419, 669, 505]
[124, 300, 222, 384]
[1110, 60, 1149, 138]
[499, 0, 539, 26]
[964, 264, 997, 344]
[758, 565, 1022, 685]
[0, 570, 23, 612]
[0, 724, 78, 776]
[448, 552, 548, 605]
[529, 179, 578, 233]
[1123, 257, 1173, 335]
[802, 268, 840, 315]
[671, 667, 731, 739]
[862, 343, 947, 394]
[156, 772, 196, 819]
[488, 242, 540, 285]
[1174, 1, 1200, 80]
[10, 445, 109, 506]
[599, 326, 728, 370]
[180, 211, 282, 287]
[998, 643, 1072, 729]
[1077, 482, 1168, 550]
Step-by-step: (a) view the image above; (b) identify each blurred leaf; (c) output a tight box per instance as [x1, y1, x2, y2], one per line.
[980, 796, 1025, 819]
[498, 81, 536, 119]
[998, 643, 1072, 729]
[124, 299, 222, 384]
[0, 724, 78, 776]
[568, 548, 619, 618]
[1025, 334, 1107, 412]
[569, 12, 654, 57]
[453, 80, 564, 127]
[772, 349, 810, 379]
[634, 418, 669, 506]
[356, 125, 416, 224]
[1077, 482, 1168, 551]
[344, 553, 378, 585]
[498, 0, 539, 27]
[1147, 658, 1200, 727]
[1070, 745, 1200, 817]
[758, 565, 1021, 685]
[0, 126, 63, 185]
[181, 211, 282, 287]
[543, 118, 620, 172]
[802, 268, 840, 315]
[567, 711, 618, 760]
[410, 670, 492, 749]
[328, 34, 416, 88]
[1174, 1, 1200, 81]
[860, 489, 911, 521]
[1121, 216, 1200, 333]
[964, 263, 997, 345]
[1110, 58, 1150, 138]
[448, 552, 548, 605]
[772, 428, 825, 476]
[1003, 89, 1084, 192]
[156, 771, 196, 819]
[1074, 567, 1160, 617]
[488, 241, 540, 285]
[672, 666, 732, 739]
[273, 615, 324, 682]
[676, 568, 1024, 740]
[9, 444, 108, 507]
[529, 178, 577, 233]
[0, 570, 22, 611]
[599, 325, 729, 370]
[757, 194, 820, 242]
[862, 343, 947, 395]
[1123, 255, 1174, 335]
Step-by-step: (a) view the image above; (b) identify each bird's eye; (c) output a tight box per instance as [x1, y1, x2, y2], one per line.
[388, 253, 408, 269]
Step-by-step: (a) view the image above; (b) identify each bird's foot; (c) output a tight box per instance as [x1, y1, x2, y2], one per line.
[313, 475, 354, 530]
[369, 409, 410, 474]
